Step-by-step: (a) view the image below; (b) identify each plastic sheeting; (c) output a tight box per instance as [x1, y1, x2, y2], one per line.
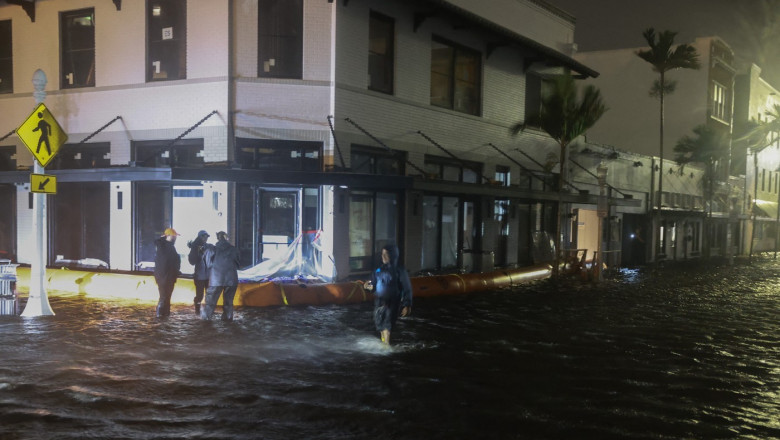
[238, 230, 336, 283]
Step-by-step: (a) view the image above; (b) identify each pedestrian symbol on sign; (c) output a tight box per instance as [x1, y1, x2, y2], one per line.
[32, 112, 52, 156]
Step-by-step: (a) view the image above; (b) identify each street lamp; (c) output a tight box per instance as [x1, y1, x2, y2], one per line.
[596, 162, 608, 281]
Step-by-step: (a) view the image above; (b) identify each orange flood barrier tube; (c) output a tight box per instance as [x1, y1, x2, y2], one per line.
[13, 264, 551, 307]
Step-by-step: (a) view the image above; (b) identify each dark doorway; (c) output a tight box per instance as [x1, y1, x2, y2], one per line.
[50, 182, 110, 266]
[0, 184, 15, 261]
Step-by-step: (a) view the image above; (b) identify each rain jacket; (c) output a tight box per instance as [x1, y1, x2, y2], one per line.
[204, 238, 240, 286]
[187, 236, 209, 281]
[371, 244, 413, 308]
[154, 237, 181, 284]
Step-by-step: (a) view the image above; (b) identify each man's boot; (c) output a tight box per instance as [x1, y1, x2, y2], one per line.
[194, 303, 201, 315]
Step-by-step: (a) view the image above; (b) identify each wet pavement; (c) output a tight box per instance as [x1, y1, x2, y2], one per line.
[0, 257, 779, 439]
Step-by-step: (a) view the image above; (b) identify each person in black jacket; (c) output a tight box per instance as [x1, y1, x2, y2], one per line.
[201, 231, 240, 321]
[364, 243, 412, 345]
[154, 228, 181, 318]
[187, 230, 210, 315]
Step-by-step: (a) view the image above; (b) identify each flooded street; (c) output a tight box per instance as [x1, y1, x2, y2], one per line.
[1, 259, 779, 439]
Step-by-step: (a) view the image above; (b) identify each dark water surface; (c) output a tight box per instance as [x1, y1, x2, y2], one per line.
[1, 259, 779, 439]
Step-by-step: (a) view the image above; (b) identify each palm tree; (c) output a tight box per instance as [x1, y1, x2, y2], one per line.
[636, 28, 700, 262]
[511, 73, 607, 274]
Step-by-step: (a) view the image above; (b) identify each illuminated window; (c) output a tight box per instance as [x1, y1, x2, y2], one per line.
[349, 192, 398, 271]
[0, 20, 11, 94]
[61, 8, 95, 89]
[495, 165, 510, 186]
[430, 36, 481, 115]
[368, 11, 394, 94]
[712, 81, 729, 121]
[147, 0, 187, 81]
[258, 0, 303, 79]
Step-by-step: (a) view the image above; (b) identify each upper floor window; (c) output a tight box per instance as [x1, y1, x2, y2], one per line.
[495, 165, 510, 186]
[133, 139, 204, 168]
[258, 0, 303, 79]
[368, 11, 394, 94]
[236, 138, 320, 172]
[425, 155, 481, 183]
[712, 81, 729, 121]
[0, 146, 15, 171]
[0, 20, 12, 94]
[430, 37, 481, 116]
[61, 8, 95, 89]
[48, 143, 110, 169]
[351, 144, 404, 175]
[147, 0, 187, 81]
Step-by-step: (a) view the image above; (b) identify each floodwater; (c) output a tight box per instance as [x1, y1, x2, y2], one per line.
[1, 259, 779, 440]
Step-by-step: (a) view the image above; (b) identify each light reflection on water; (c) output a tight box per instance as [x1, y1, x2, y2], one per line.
[0, 259, 779, 439]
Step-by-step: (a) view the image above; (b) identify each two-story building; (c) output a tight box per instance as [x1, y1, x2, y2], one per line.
[3, 0, 647, 281]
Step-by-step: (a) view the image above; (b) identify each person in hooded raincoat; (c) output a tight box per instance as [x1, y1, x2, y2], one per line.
[154, 228, 181, 318]
[201, 231, 240, 321]
[187, 230, 210, 315]
[365, 243, 413, 344]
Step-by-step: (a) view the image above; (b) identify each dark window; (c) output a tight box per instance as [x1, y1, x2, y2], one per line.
[424, 155, 481, 183]
[61, 8, 95, 89]
[50, 183, 110, 268]
[0, 20, 12, 94]
[351, 144, 404, 175]
[0, 146, 16, 171]
[147, 0, 187, 81]
[525, 73, 542, 121]
[0, 184, 15, 261]
[236, 138, 321, 172]
[132, 139, 204, 168]
[134, 182, 172, 270]
[430, 36, 481, 115]
[258, 0, 303, 79]
[47, 143, 110, 169]
[368, 11, 394, 94]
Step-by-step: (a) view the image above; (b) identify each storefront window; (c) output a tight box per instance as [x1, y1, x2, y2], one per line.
[349, 193, 373, 271]
[349, 191, 398, 271]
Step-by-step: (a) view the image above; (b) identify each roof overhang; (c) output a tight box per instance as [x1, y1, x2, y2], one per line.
[421, 0, 599, 78]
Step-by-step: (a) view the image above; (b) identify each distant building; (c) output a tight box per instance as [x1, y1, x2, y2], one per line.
[735, 64, 780, 255]
[574, 36, 741, 260]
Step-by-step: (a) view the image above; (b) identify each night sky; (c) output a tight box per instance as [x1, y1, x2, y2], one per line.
[549, 0, 780, 86]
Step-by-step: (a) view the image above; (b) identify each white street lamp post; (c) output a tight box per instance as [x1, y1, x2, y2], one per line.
[21, 69, 54, 317]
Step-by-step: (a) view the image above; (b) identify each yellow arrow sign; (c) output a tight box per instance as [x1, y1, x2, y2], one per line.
[30, 173, 57, 194]
[17, 103, 68, 167]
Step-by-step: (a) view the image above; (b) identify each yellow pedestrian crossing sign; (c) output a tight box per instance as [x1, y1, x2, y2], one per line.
[30, 173, 57, 194]
[17, 103, 67, 167]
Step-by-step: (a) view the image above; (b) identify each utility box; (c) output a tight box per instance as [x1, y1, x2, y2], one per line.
[0, 259, 19, 316]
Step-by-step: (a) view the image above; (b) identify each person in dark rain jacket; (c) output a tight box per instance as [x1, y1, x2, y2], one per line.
[154, 228, 181, 318]
[187, 230, 210, 315]
[365, 243, 413, 345]
[201, 231, 240, 321]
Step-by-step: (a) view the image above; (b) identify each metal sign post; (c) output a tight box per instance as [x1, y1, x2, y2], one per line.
[20, 70, 59, 317]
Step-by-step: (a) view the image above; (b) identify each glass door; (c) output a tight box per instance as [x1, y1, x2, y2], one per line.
[260, 191, 298, 262]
